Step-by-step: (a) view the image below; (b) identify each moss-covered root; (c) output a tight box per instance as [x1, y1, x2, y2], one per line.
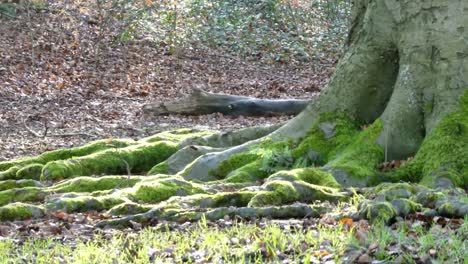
[357, 183, 468, 223]
[52, 175, 145, 193]
[44, 175, 205, 213]
[0, 179, 43, 191]
[0, 139, 136, 172]
[324, 119, 384, 187]
[248, 168, 344, 207]
[139, 128, 215, 144]
[129, 175, 205, 203]
[0, 203, 44, 221]
[41, 141, 178, 181]
[148, 145, 224, 175]
[0, 187, 49, 207]
[179, 124, 281, 148]
[391, 94, 468, 189]
[96, 203, 321, 228]
[16, 163, 43, 180]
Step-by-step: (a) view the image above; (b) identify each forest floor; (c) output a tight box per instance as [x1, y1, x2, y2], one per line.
[0, 2, 466, 263]
[0, 1, 337, 161]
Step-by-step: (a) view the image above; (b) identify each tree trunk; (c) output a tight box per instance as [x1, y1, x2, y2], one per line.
[0, 0, 466, 225]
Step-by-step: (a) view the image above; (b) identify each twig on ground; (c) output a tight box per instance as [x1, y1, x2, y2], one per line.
[23, 116, 97, 138]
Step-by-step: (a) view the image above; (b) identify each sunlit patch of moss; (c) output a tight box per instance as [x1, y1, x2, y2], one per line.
[268, 168, 341, 188]
[45, 194, 125, 213]
[41, 141, 178, 181]
[0, 139, 136, 171]
[130, 176, 205, 203]
[140, 129, 214, 143]
[15, 163, 43, 180]
[0, 179, 41, 191]
[52, 176, 144, 193]
[0, 187, 48, 206]
[248, 180, 299, 207]
[0, 202, 44, 221]
[0, 166, 20, 180]
[147, 162, 169, 175]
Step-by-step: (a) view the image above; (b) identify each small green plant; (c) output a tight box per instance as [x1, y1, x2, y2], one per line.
[0, 3, 17, 19]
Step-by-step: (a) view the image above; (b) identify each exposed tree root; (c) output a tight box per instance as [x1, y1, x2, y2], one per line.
[1, 0, 467, 226]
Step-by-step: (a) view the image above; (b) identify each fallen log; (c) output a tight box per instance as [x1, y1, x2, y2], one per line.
[142, 88, 312, 116]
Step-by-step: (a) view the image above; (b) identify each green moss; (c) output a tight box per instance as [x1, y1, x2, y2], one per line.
[248, 180, 299, 207]
[394, 91, 468, 188]
[358, 200, 397, 224]
[328, 119, 384, 183]
[147, 162, 169, 175]
[0, 139, 136, 171]
[225, 161, 269, 183]
[268, 168, 341, 188]
[45, 195, 125, 213]
[0, 187, 48, 206]
[0, 202, 44, 221]
[211, 191, 256, 207]
[0, 179, 41, 191]
[15, 163, 43, 180]
[0, 166, 20, 180]
[52, 176, 144, 193]
[130, 176, 204, 203]
[292, 112, 359, 164]
[107, 202, 153, 216]
[41, 141, 178, 181]
[210, 152, 260, 179]
[140, 129, 214, 143]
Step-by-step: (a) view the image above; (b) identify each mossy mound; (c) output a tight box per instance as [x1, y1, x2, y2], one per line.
[41, 141, 178, 181]
[0, 203, 44, 221]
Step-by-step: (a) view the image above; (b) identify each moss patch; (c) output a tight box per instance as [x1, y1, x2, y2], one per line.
[15, 163, 43, 180]
[147, 162, 169, 175]
[268, 168, 341, 188]
[41, 141, 178, 181]
[45, 194, 125, 213]
[292, 112, 359, 164]
[210, 152, 260, 179]
[53, 176, 144, 193]
[0, 202, 44, 221]
[327, 119, 384, 186]
[0, 179, 41, 191]
[140, 129, 214, 144]
[130, 176, 205, 203]
[0, 139, 136, 171]
[391, 92, 468, 188]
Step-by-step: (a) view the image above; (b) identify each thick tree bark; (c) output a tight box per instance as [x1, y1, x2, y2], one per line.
[142, 88, 311, 116]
